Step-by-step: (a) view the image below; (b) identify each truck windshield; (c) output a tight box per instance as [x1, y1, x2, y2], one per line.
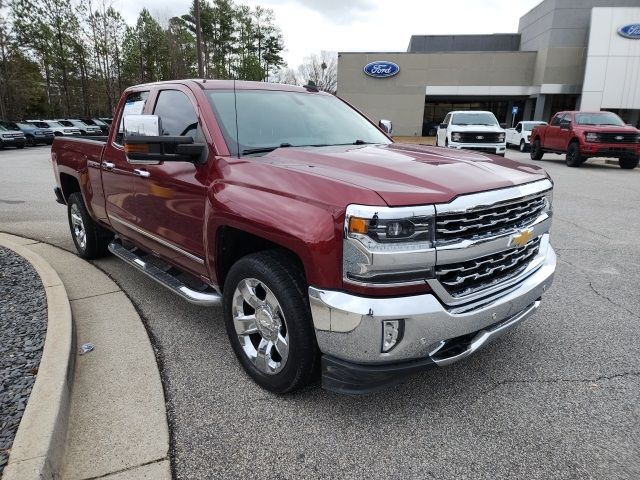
[451, 113, 498, 126]
[206, 90, 391, 156]
[575, 112, 625, 126]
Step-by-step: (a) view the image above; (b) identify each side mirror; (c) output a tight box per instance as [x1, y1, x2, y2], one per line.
[439, 123, 447, 129]
[379, 119, 393, 135]
[123, 115, 206, 163]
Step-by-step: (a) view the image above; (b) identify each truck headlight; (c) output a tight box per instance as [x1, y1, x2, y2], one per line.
[585, 132, 599, 142]
[498, 133, 505, 142]
[343, 204, 436, 285]
[451, 132, 462, 142]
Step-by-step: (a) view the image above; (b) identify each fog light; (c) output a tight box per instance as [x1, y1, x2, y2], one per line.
[382, 319, 404, 352]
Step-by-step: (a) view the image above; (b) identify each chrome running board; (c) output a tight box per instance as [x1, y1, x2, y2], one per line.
[108, 242, 222, 306]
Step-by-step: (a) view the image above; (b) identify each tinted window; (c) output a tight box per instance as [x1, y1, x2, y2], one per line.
[153, 90, 200, 140]
[451, 112, 498, 126]
[207, 90, 391, 156]
[550, 114, 562, 126]
[116, 91, 149, 144]
[576, 112, 625, 126]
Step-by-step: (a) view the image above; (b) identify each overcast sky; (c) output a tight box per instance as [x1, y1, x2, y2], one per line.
[115, 0, 543, 68]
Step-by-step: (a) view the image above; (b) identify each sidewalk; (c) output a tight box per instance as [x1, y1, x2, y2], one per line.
[0, 233, 171, 480]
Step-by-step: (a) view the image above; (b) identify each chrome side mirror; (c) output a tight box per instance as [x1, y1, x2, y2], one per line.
[123, 114, 161, 138]
[379, 119, 393, 135]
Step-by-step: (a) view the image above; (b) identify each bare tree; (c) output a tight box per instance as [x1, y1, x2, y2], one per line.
[269, 67, 297, 86]
[297, 51, 337, 94]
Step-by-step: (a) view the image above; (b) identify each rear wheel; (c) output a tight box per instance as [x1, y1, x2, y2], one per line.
[223, 251, 319, 393]
[530, 139, 543, 160]
[26, 136, 36, 147]
[67, 192, 113, 259]
[17, 144, 25, 149]
[566, 141, 586, 167]
[619, 157, 639, 169]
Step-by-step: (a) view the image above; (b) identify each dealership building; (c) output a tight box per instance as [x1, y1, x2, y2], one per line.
[337, 0, 640, 136]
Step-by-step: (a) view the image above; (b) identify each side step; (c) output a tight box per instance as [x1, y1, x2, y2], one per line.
[108, 242, 222, 306]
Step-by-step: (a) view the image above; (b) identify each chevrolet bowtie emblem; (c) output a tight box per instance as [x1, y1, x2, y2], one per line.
[511, 228, 533, 247]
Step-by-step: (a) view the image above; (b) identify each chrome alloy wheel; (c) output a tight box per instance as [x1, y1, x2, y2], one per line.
[232, 278, 289, 375]
[70, 203, 87, 249]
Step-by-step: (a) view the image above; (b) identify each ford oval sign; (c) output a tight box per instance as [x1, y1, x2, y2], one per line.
[618, 24, 640, 39]
[364, 61, 400, 78]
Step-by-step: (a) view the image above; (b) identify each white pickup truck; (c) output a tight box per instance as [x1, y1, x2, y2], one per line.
[506, 121, 547, 152]
[435, 111, 506, 156]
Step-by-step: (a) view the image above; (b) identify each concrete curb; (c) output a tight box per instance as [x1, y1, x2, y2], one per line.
[1, 238, 74, 480]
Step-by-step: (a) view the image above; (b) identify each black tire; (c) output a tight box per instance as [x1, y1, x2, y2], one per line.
[530, 139, 543, 160]
[54, 131, 62, 136]
[566, 141, 586, 167]
[223, 250, 319, 393]
[26, 136, 36, 147]
[17, 144, 25, 149]
[519, 139, 528, 152]
[619, 157, 639, 169]
[67, 192, 113, 259]
[445, 138, 449, 148]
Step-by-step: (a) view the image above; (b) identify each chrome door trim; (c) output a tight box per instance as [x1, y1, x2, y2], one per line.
[109, 215, 205, 265]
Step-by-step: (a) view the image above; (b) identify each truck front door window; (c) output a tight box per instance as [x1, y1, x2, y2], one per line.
[153, 90, 202, 140]
[116, 91, 149, 144]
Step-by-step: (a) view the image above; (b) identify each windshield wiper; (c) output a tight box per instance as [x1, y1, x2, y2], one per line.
[242, 143, 292, 155]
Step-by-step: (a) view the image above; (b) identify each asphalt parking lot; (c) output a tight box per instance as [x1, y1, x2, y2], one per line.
[1, 145, 639, 479]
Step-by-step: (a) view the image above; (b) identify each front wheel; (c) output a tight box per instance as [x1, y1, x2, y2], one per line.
[519, 140, 528, 152]
[530, 139, 543, 160]
[26, 136, 36, 147]
[619, 157, 639, 169]
[223, 251, 319, 393]
[67, 193, 113, 259]
[566, 142, 586, 167]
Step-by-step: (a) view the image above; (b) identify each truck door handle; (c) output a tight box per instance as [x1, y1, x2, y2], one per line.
[101, 161, 115, 171]
[133, 169, 150, 178]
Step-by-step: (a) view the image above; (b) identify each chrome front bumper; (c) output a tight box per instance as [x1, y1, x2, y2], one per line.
[309, 242, 555, 366]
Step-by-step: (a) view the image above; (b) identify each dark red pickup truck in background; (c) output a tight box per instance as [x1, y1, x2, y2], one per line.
[51, 80, 556, 394]
[530, 111, 640, 168]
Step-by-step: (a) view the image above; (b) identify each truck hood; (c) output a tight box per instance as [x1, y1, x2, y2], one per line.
[263, 143, 548, 206]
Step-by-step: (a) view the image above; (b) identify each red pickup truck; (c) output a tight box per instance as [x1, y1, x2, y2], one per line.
[530, 111, 640, 168]
[51, 80, 556, 394]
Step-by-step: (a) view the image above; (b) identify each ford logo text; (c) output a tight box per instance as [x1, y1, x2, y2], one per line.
[364, 61, 400, 78]
[618, 24, 640, 39]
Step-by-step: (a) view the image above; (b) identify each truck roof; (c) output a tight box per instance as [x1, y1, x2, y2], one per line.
[128, 79, 330, 94]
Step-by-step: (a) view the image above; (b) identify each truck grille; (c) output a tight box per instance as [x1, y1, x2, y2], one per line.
[455, 132, 503, 143]
[435, 236, 541, 298]
[597, 132, 639, 144]
[436, 194, 546, 245]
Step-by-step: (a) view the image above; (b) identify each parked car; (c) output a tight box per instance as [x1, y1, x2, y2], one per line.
[0, 124, 26, 149]
[506, 121, 547, 152]
[435, 111, 506, 156]
[3, 121, 55, 146]
[530, 111, 640, 169]
[81, 118, 110, 134]
[27, 120, 82, 137]
[57, 119, 102, 136]
[51, 80, 556, 394]
[99, 117, 113, 126]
